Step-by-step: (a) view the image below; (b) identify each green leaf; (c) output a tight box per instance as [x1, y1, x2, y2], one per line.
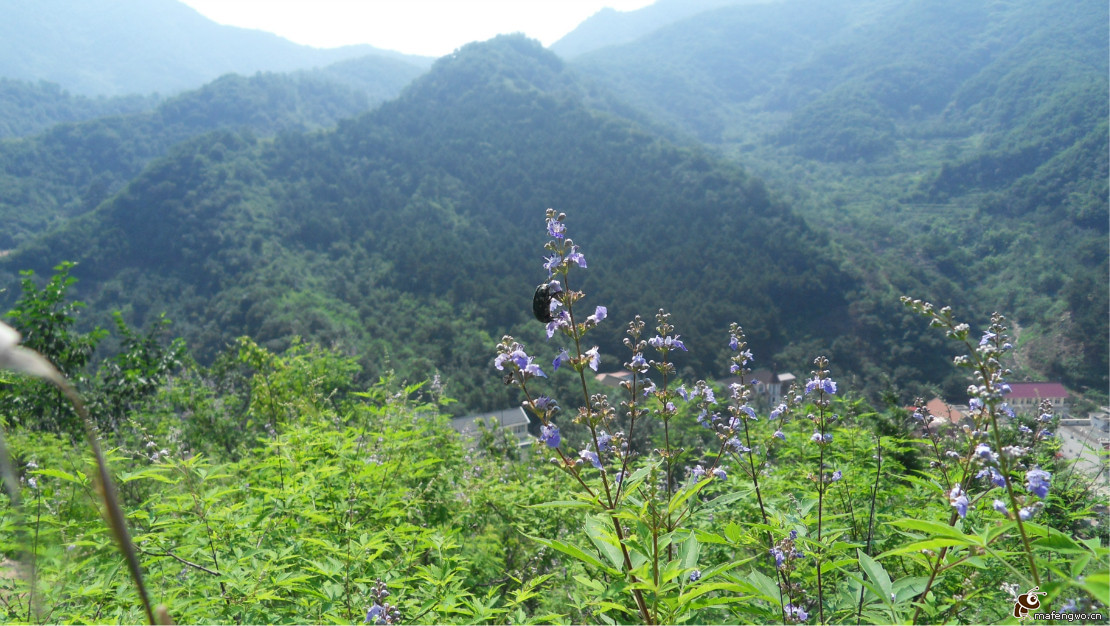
[857, 550, 893, 602]
[877, 537, 966, 559]
[31, 467, 86, 484]
[1031, 528, 1087, 554]
[585, 517, 626, 572]
[679, 532, 699, 573]
[887, 518, 973, 543]
[1080, 572, 1109, 605]
[527, 534, 618, 575]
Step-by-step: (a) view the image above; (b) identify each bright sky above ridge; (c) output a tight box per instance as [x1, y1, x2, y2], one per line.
[178, 0, 656, 57]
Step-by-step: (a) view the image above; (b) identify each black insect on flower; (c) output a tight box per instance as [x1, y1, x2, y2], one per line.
[533, 281, 562, 323]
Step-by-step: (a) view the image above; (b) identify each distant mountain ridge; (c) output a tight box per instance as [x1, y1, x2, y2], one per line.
[0, 70, 391, 248]
[550, 0, 757, 58]
[0, 0, 433, 96]
[566, 0, 1108, 393]
[0, 36, 960, 411]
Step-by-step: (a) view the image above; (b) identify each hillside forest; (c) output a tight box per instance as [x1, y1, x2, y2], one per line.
[0, 0, 1105, 624]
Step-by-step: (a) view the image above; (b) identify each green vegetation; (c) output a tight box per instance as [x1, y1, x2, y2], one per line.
[569, 0, 1108, 397]
[0, 224, 1103, 624]
[1, 37, 979, 416]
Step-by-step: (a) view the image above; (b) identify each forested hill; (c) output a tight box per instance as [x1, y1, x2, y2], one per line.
[0, 79, 160, 139]
[0, 36, 961, 412]
[0, 71, 395, 249]
[0, 0, 432, 96]
[568, 0, 1108, 394]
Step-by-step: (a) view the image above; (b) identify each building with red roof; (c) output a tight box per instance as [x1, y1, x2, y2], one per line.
[1007, 382, 1070, 416]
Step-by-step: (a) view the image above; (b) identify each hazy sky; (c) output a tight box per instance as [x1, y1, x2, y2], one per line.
[178, 0, 656, 57]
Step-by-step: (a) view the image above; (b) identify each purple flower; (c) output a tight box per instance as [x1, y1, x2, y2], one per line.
[648, 335, 687, 351]
[546, 217, 566, 239]
[541, 424, 560, 448]
[588, 305, 607, 323]
[552, 348, 570, 371]
[712, 467, 727, 480]
[642, 379, 656, 396]
[773, 430, 785, 441]
[729, 336, 739, 350]
[976, 466, 1007, 488]
[580, 449, 601, 469]
[993, 499, 1009, 515]
[565, 245, 587, 268]
[629, 353, 648, 373]
[366, 604, 384, 624]
[1019, 507, 1033, 520]
[739, 405, 757, 420]
[689, 569, 701, 582]
[950, 485, 969, 518]
[785, 603, 808, 623]
[1038, 429, 1053, 438]
[546, 311, 570, 339]
[975, 443, 997, 462]
[533, 396, 557, 411]
[597, 431, 612, 453]
[805, 377, 836, 395]
[677, 385, 690, 401]
[494, 345, 545, 378]
[726, 437, 750, 453]
[584, 346, 600, 371]
[831, 470, 842, 482]
[691, 464, 706, 480]
[543, 254, 560, 276]
[1025, 467, 1051, 499]
[770, 546, 786, 569]
[770, 404, 786, 420]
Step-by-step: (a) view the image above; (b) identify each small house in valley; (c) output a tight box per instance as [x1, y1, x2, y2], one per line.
[451, 407, 533, 447]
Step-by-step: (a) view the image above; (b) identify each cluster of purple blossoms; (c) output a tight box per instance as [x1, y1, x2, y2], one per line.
[579, 448, 602, 470]
[769, 530, 805, 571]
[1025, 467, 1051, 499]
[648, 334, 688, 352]
[804, 376, 837, 396]
[365, 580, 401, 625]
[541, 423, 561, 448]
[950, 485, 970, 518]
[810, 432, 832, 445]
[976, 466, 1007, 488]
[784, 603, 809, 623]
[494, 339, 546, 381]
[690, 464, 727, 481]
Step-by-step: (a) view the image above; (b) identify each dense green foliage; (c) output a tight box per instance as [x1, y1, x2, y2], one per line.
[569, 0, 1108, 396]
[1, 37, 974, 414]
[0, 235, 1104, 624]
[0, 78, 158, 139]
[0, 72, 381, 249]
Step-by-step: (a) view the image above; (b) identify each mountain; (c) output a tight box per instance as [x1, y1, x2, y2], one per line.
[0, 78, 160, 139]
[0, 36, 961, 412]
[0, 0, 433, 96]
[569, 0, 1108, 394]
[550, 0, 750, 58]
[0, 70, 392, 249]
